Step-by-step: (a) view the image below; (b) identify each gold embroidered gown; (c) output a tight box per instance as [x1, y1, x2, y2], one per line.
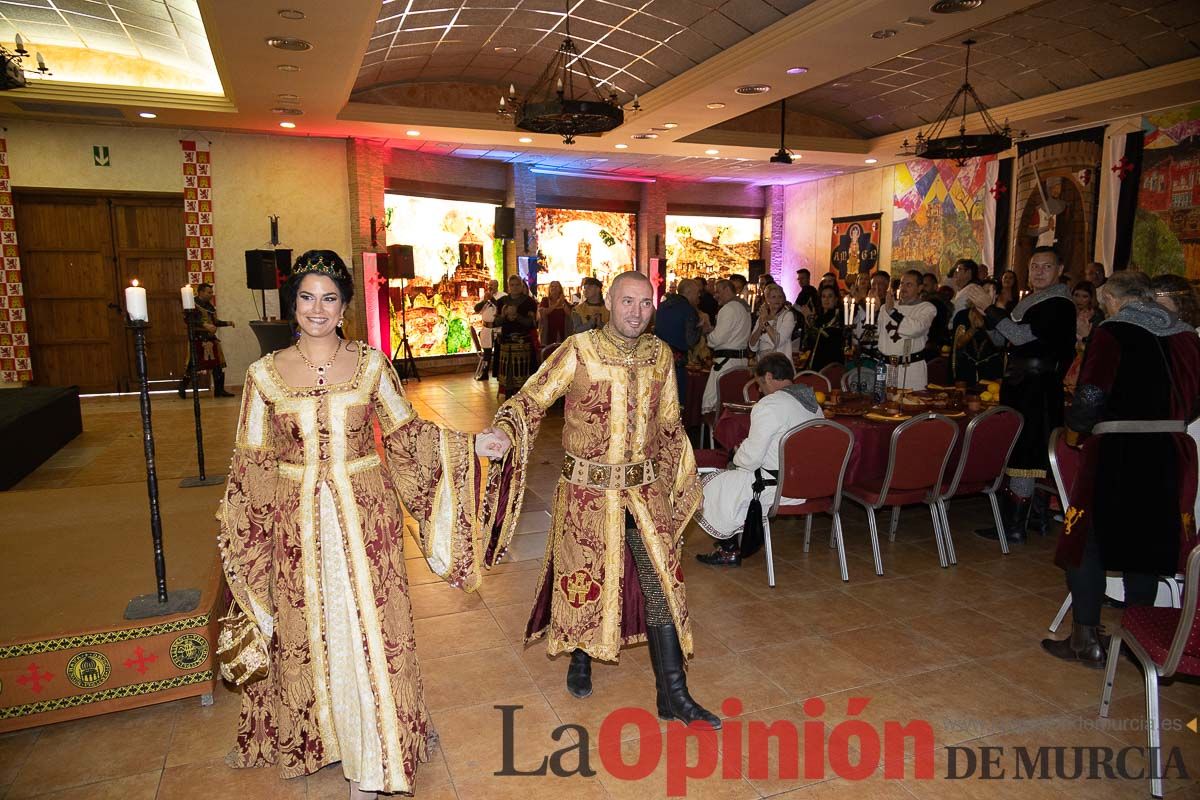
[484, 327, 702, 661]
[217, 345, 481, 794]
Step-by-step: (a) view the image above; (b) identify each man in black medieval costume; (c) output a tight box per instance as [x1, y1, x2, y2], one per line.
[974, 246, 1076, 544]
[1042, 271, 1200, 667]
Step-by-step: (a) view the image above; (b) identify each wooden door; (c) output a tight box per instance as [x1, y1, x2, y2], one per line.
[15, 193, 128, 393]
[110, 198, 188, 386]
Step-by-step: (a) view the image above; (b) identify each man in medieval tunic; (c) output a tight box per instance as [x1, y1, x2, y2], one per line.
[1042, 271, 1200, 667]
[701, 278, 752, 415]
[877, 269, 937, 391]
[974, 246, 1077, 544]
[695, 353, 824, 566]
[481, 270, 721, 729]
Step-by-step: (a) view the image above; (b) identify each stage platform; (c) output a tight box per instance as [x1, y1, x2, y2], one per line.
[0, 479, 225, 733]
[0, 386, 82, 490]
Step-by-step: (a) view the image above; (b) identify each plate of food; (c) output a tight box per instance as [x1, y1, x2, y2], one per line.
[864, 401, 911, 422]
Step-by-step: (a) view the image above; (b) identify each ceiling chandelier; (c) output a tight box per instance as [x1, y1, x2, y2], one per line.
[496, 2, 634, 144]
[1, 34, 51, 90]
[900, 39, 1014, 166]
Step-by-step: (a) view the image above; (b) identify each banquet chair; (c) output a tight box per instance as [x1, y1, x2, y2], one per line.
[841, 365, 875, 395]
[701, 367, 753, 448]
[926, 355, 951, 387]
[934, 406, 1023, 560]
[765, 419, 855, 584]
[793, 370, 831, 393]
[844, 413, 959, 575]
[819, 362, 845, 391]
[743, 378, 763, 403]
[1098, 541, 1200, 798]
[1046, 427, 1182, 633]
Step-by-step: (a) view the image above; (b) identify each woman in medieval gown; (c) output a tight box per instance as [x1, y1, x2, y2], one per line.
[216, 250, 505, 798]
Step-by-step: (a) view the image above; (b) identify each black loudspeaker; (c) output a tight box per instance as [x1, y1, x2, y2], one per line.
[385, 244, 415, 279]
[273, 249, 292, 285]
[245, 249, 277, 290]
[494, 206, 515, 240]
[747, 258, 766, 282]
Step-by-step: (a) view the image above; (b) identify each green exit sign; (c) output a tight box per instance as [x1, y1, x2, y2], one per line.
[93, 145, 110, 167]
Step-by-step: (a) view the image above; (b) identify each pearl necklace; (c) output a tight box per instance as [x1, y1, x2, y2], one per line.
[295, 339, 341, 386]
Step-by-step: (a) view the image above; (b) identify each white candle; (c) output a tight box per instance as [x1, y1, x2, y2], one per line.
[126, 280, 148, 321]
[36, 52, 45, 70]
[14, 33, 22, 51]
[181, 285, 195, 309]
[866, 297, 875, 322]
[842, 296, 852, 326]
[479, 287, 485, 299]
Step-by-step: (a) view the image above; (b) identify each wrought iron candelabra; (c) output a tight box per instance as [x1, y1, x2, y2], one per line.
[179, 309, 225, 488]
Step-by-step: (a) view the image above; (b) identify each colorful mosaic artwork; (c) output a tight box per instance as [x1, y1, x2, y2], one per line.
[535, 208, 636, 292]
[892, 157, 991, 277]
[665, 215, 761, 284]
[1135, 105, 1200, 278]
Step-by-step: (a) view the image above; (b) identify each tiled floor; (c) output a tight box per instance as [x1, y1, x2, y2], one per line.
[3, 372, 1199, 798]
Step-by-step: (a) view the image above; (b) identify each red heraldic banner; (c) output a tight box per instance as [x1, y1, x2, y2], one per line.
[181, 140, 214, 285]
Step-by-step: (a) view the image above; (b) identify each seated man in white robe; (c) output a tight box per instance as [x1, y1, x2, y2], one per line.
[695, 352, 824, 566]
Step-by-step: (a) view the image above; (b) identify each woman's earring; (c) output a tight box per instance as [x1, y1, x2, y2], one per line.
[337, 318, 344, 329]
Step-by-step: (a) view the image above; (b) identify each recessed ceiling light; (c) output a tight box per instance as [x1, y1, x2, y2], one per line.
[518, 136, 533, 143]
[494, 46, 517, 54]
[138, 111, 157, 119]
[266, 37, 312, 51]
[663, 122, 679, 129]
[406, 129, 420, 136]
[706, 102, 725, 109]
[278, 9, 305, 20]
[276, 93, 300, 102]
[632, 133, 658, 140]
[786, 67, 808, 75]
[871, 29, 897, 39]
[930, 0, 984, 13]
[615, 143, 628, 149]
[705, 149, 719, 155]
[865, 158, 878, 164]
[735, 84, 771, 95]
[277, 64, 300, 72]
[271, 107, 303, 115]
[279, 121, 296, 128]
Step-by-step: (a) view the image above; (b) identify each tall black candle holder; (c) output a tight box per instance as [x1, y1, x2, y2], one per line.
[179, 309, 225, 488]
[124, 317, 201, 620]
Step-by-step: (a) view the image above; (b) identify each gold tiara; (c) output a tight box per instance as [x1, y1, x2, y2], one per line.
[293, 254, 343, 277]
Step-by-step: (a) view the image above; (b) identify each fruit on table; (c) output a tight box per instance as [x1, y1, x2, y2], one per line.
[815, 391, 826, 404]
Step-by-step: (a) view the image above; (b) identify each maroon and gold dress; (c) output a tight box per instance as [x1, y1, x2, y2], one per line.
[217, 345, 481, 794]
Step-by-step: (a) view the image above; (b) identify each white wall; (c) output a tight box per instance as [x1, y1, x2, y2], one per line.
[6, 120, 352, 383]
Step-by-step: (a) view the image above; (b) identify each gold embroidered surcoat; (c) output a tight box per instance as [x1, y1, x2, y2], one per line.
[485, 327, 702, 661]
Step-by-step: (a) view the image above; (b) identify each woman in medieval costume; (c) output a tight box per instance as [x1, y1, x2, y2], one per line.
[216, 250, 506, 798]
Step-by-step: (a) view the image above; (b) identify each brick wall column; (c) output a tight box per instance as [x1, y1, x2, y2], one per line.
[638, 180, 666, 272]
[763, 184, 785, 280]
[346, 137, 385, 342]
[506, 163, 536, 279]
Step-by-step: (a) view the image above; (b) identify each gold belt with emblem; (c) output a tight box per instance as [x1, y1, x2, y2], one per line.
[562, 452, 657, 490]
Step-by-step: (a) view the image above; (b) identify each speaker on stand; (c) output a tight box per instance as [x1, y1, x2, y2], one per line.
[245, 249, 277, 321]
[385, 244, 420, 383]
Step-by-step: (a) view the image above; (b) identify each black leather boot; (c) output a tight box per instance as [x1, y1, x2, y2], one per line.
[1041, 623, 1106, 669]
[566, 649, 592, 699]
[646, 623, 721, 729]
[1027, 492, 1050, 536]
[974, 491, 1029, 544]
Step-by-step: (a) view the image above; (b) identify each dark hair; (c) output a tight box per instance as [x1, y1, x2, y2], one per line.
[922, 272, 937, 282]
[197, 282, 213, 292]
[872, 270, 890, 283]
[283, 250, 354, 314]
[953, 258, 979, 282]
[1032, 246, 1062, 263]
[797, 268, 810, 277]
[1072, 280, 1096, 306]
[904, 269, 923, 282]
[819, 284, 840, 301]
[755, 352, 795, 382]
[582, 276, 602, 289]
[759, 274, 775, 284]
[729, 274, 747, 288]
[1151, 273, 1200, 327]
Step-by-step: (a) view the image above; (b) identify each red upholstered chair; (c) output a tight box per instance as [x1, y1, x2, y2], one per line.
[793, 370, 831, 392]
[743, 378, 763, 403]
[1099, 542, 1200, 798]
[844, 413, 959, 575]
[935, 406, 1023, 561]
[718, 367, 753, 411]
[765, 419, 855, 584]
[819, 362, 845, 391]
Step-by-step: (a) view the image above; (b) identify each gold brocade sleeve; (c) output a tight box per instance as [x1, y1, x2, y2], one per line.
[374, 356, 485, 591]
[482, 338, 579, 563]
[654, 345, 702, 539]
[215, 369, 277, 684]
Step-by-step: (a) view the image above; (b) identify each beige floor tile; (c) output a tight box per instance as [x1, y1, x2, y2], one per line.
[0, 730, 40, 787]
[409, 579, 487, 619]
[421, 645, 538, 712]
[744, 637, 884, 700]
[477, 569, 541, 608]
[164, 683, 242, 768]
[6, 703, 177, 798]
[156, 758, 306, 800]
[5, 771, 161, 800]
[827, 625, 967, 679]
[414, 609, 508, 659]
